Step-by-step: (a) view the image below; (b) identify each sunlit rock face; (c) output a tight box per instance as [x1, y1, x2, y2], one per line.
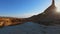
[43, 0, 60, 19]
[28, 0, 60, 25]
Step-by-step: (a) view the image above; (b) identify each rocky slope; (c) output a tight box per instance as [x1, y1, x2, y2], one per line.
[26, 0, 60, 26]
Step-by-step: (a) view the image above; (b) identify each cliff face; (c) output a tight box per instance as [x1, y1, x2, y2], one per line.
[27, 0, 60, 26]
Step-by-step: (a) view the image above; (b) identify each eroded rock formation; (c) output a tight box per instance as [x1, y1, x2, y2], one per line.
[0, 0, 60, 27]
[28, 0, 60, 26]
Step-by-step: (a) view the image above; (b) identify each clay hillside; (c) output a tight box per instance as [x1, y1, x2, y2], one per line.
[27, 0, 60, 26]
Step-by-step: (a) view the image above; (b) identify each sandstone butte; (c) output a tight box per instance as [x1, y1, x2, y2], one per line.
[27, 0, 60, 26]
[0, 0, 60, 27]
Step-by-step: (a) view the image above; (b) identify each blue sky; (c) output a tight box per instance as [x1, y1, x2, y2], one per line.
[0, 0, 59, 18]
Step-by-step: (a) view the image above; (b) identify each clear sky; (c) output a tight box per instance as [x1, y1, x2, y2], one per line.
[0, 0, 60, 18]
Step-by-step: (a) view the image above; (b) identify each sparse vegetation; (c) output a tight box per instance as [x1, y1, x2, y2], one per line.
[0, 17, 27, 27]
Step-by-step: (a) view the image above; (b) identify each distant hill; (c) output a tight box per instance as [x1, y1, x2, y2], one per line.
[0, 17, 27, 27]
